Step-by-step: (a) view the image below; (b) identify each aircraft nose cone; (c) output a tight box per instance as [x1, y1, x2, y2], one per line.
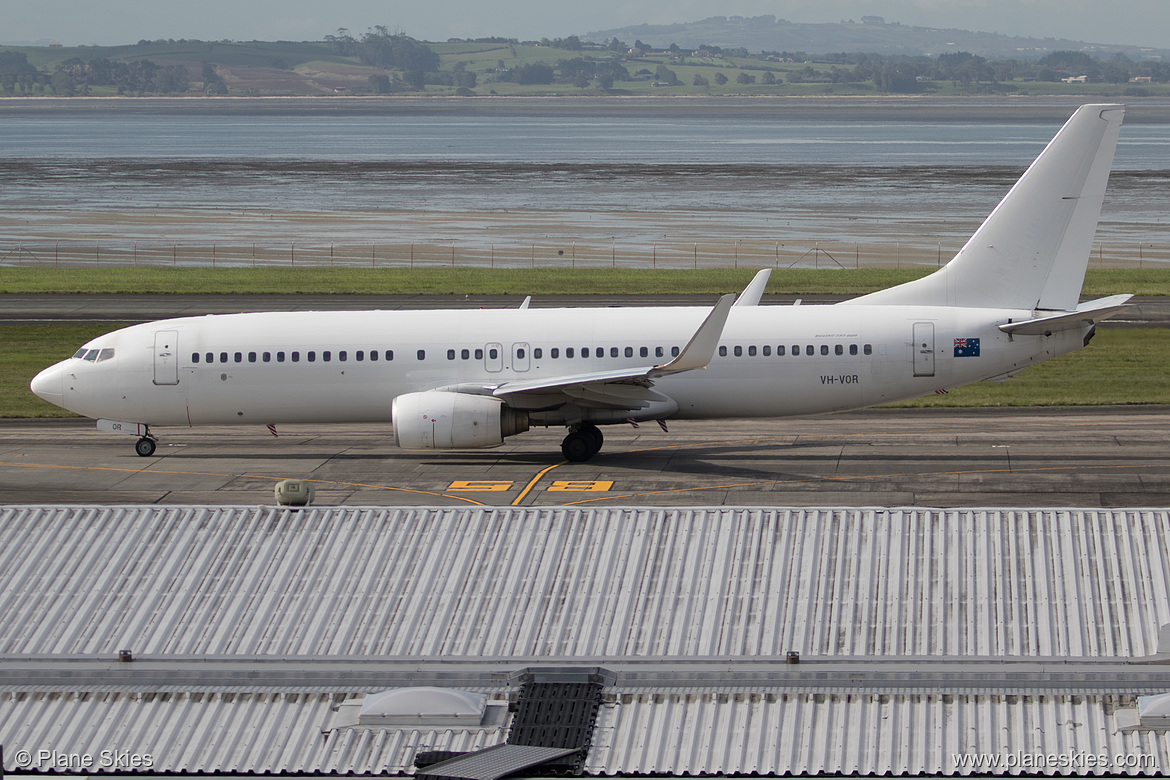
[30, 364, 64, 405]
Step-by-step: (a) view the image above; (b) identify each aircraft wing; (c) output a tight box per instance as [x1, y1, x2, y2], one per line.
[492, 293, 735, 400]
[998, 294, 1133, 336]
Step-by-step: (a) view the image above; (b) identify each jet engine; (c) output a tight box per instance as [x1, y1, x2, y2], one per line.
[392, 391, 529, 450]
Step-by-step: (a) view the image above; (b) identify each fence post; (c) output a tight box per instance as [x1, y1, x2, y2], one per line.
[451, 241, 455, 267]
[652, 242, 656, 269]
[291, 242, 295, 266]
[212, 243, 216, 269]
[410, 243, 414, 268]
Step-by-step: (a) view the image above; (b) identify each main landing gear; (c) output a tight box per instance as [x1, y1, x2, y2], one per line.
[561, 424, 603, 462]
[134, 429, 158, 457]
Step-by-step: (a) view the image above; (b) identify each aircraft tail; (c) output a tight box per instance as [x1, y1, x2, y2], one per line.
[844, 104, 1124, 311]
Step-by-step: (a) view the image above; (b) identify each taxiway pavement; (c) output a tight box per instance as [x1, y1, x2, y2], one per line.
[3, 407, 1169, 507]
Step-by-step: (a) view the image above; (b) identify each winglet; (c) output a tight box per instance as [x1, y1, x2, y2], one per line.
[733, 269, 771, 307]
[652, 294, 735, 375]
[518, 296, 532, 310]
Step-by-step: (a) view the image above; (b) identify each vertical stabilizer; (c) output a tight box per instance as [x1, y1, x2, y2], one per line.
[844, 104, 1124, 311]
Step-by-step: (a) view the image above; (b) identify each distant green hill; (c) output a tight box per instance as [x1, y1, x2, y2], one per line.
[586, 15, 1169, 61]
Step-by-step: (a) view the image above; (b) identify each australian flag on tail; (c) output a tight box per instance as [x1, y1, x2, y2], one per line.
[954, 337, 981, 358]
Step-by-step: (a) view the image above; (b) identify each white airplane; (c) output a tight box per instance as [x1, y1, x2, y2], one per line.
[32, 104, 1130, 463]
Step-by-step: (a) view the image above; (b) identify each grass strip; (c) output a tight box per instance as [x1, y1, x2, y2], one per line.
[1, 267, 1168, 296]
[4, 323, 1167, 419]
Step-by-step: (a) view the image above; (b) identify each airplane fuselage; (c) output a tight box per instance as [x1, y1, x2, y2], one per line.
[35, 303, 1083, 429]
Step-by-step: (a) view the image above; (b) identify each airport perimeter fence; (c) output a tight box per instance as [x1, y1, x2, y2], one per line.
[2, 238, 1168, 271]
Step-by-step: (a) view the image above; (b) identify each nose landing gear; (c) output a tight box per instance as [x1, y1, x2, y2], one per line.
[135, 430, 158, 457]
[561, 424, 603, 462]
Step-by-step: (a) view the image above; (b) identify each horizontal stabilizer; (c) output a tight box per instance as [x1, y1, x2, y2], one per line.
[998, 294, 1132, 336]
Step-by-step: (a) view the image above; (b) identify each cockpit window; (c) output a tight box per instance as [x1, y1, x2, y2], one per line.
[82, 349, 100, 361]
[96, 348, 115, 362]
[73, 348, 88, 359]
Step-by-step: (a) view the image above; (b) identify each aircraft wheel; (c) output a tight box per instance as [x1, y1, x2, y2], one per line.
[561, 431, 596, 462]
[581, 424, 604, 451]
[135, 437, 157, 457]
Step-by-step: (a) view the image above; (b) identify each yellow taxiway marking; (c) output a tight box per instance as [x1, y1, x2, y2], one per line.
[0, 461, 488, 506]
[512, 462, 566, 505]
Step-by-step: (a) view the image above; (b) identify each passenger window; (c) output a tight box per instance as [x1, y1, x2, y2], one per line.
[820, 345, 828, 356]
[611, 347, 619, 358]
[582, 348, 590, 358]
[671, 346, 680, 357]
[489, 348, 498, 359]
[220, 352, 228, 363]
[534, 348, 542, 359]
[447, 349, 456, 360]
[624, 347, 633, 358]
[263, 352, 271, 362]
[234, 352, 243, 363]
[656, 347, 664, 358]
[417, 350, 425, 360]
[640, 347, 648, 358]
[323, 351, 331, 362]
[763, 346, 771, 357]
[566, 347, 575, 358]
[370, 350, 378, 361]
[734, 346, 743, 357]
[835, 345, 843, 356]
[192, 353, 200, 363]
[551, 348, 559, 358]
[719, 346, 728, 357]
[792, 345, 800, 356]
[517, 348, 526, 359]
[475, 348, 484, 360]
[356, 351, 364, 361]
[277, 352, 286, 362]
[777, 346, 785, 356]
[291, 351, 300, 362]
[248, 352, 257, 363]
[385, 351, 393, 361]
[805, 346, 814, 356]
[850, 344, 858, 356]
[461, 349, 470, 360]
[864, 344, 873, 355]
[307, 352, 315, 363]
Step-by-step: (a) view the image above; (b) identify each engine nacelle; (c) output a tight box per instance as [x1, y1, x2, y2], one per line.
[392, 391, 529, 450]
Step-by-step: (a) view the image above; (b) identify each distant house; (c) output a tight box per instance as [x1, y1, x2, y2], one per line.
[861, 16, 885, 25]
[1062, 75, 1088, 83]
[1131, 75, 1153, 83]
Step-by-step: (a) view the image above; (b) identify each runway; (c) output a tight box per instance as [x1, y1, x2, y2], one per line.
[4, 407, 1169, 507]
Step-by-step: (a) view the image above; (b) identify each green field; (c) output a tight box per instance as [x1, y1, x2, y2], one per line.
[2, 267, 1168, 296]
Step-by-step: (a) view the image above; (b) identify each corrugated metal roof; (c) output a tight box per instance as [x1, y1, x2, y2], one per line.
[1, 506, 1169, 659]
[587, 692, 1170, 776]
[0, 691, 507, 775]
[4, 505, 1170, 776]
